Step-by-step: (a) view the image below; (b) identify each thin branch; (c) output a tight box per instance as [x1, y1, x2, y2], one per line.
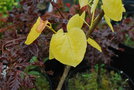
[50, 1, 65, 19]
[86, 10, 104, 38]
[56, 66, 71, 90]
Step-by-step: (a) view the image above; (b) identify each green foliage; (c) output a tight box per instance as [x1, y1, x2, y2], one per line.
[29, 72, 50, 90]
[0, 0, 20, 17]
[21, 70, 50, 90]
[30, 56, 38, 63]
[68, 67, 129, 90]
[23, 56, 50, 90]
[124, 34, 134, 47]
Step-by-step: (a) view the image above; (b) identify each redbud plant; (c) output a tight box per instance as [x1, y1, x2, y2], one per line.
[25, 0, 125, 89]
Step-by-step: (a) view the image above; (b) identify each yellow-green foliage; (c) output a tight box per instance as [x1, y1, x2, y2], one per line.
[32, 74, 50, 90]
[0, 0, 19, 16]
[68, 68, 129, 90]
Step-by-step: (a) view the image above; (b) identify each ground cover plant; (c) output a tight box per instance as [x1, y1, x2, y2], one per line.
[0, 0, 134, 90]
[68, 65, 130, 90]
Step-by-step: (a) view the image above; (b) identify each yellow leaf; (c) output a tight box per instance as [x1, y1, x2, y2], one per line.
[91, 0, 99, 13]
[37, 19, 48, 33]
[67, 12, 85, 31]
[79, 0, 89, 9]
[90, 0, 99, 28]
[49, 28, 87, 67]
[122, 6, 126, 12]
[25, 17, 48, 45]
[102, 0, 125, 21]
[81, 11, 86, 20]
[87, 37, 102, 52]
[49, 29, 63, 60]
[49, 45, 54, 60]
[104, 15, 114, 32]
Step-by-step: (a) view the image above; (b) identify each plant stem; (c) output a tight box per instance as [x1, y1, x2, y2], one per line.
[56, 66, 71, 90]
[46, 25, 56, 33]
[86, 10, 104, 38]
[50, 1, 65, 19]
[56, 10, 104, 90]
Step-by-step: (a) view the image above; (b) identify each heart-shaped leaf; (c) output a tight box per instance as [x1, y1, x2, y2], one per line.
[102, 0, 125, 21]
[67, 11, 85, 31]
[49, 28, 87, 67]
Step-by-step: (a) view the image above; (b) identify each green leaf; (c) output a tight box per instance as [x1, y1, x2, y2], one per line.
[87, 37, 102, 52]
[28, 71, 41, 76]
[30, 56, 38, 63]
[24, 65, 38, 73]
[43, 57, 49, 63]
